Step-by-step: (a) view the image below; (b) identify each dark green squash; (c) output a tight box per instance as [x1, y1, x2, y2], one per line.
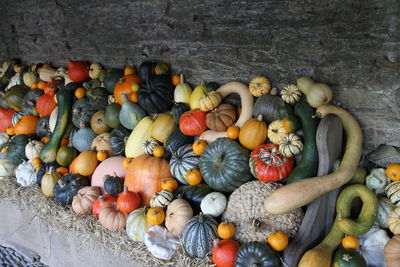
[182, 213, 218, 258]
[64, 82, 81, 92]
[175, 184, 214, 214]
[36, 116, 51, 138]
[104, 69, 124, 93]
[105, 103, 121, 128]
[332, 247, 367, 267]
[139, 61, 155, 81]
[85, 87, 109, 110]
[53, 174, 90, 206]
[287, 102, 319, 184]
[2, 134, 29, 164]
[110, 125, 130, 155]
[40, 89, 72, 163]
[171, 102, 190, 124]
[56, 146, 78, 167]
[5, 84, 29, 112]
[164, 127, 194, 158]
[138, 74, 174, 114]
[253, 94, 285, 123]
[205, 82, 219, 92]
[199, 138, 252, 193]
[103, 175, 124, 195]
[234, 241, 281, 267]
[36, 162, 59, 185]
[22, 88, 43, 116]
[72, 97, 99, 128]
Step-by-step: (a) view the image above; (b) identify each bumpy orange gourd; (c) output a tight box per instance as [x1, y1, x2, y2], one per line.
[387, 163, 400, 181]
[124, 154, 171, 206]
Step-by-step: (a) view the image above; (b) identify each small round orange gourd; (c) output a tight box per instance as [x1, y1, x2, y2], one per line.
[124, 154, 171, 206]
[227, 125, 240, 140]
[387, 163, 400, 181]
[117, 186, 141, 213]
[267, 230, 289, 251]
[161, 177, 178, 192]
[341, 235, 359, 250]
[192, 139, 208, 155]
[146, 207, 166, 225]
[218, 221, 236, 239]
[238, 115, 267, 150]
[186, 168, 203, 185]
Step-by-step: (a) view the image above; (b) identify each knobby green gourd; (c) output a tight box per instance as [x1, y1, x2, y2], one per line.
[40, 89, 72, 163]
[287, 102, 319, 184]
[265, 104, 363, 214]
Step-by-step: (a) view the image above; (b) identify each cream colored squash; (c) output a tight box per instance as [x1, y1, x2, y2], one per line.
[49, 106, 58, 133]
[0, 159, 18, 177]
[25, 140, 44, 161]
[39, 65, 56, 82]
[297, 76, 333, 108]
[125, 117, 154, 158]
[89, 63, 103, 80]
[23, 72, 38, 88]
[173, 74, 192, 105]
[189, 83, 207, 110]
[15, 161, 37, 186]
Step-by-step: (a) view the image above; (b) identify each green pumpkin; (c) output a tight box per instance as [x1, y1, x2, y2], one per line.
[119, 94, 146, 130]
[175, 184, 213, 214]
[104, 69, 124, 93]
[53, 174, 90, 206]
[169, 144, 199, 184]
[199, 138, 251, 192]
[375, 197, 396, 229]
[205, 82, 219, 92]
[5, 84, 29, 112]
[181, 213, 218, 258]
[253, 94, 285, 123]
[36, 116, 51, 138]
[72, 97, 100, 128]
[235, 241, 280, 267]
[85, 87, 109, 109]
[138, 61, 155, 81]
[110, 125, 130, 156]
[103, 175, 124, 195]
[105, 103, 121, 128]
[71, 127, 96, 152]
[332, 247, 367, 267]
[22, 88, 43, 116]
[56, 146, 78, 167]
[1, 134, 30, 164]
[138, 74, 174, 114]
[164, 127, 194, 158]
[171, 102, 190, 124]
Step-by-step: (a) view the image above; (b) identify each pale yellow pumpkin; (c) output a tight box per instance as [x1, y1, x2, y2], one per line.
[89, 63, 103, 79]
[268, 120, 289, 144]
[199, 91, 223, 112]
[173, 74, 192, 105]
[249, 76, 271, 97]
[189, 83, 207, 109]
[151, 114, 176, 143]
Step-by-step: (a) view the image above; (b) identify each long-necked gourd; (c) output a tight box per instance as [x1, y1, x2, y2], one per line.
[40, 89, 72, 163]
[264, 104, 362, 214]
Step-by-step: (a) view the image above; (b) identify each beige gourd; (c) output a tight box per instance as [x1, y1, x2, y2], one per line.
[264, 105, 362, 214]
[151, 114, 176, 143]
[173, 74, 193, 105]
[297, 77, 333, 108]
[199, 82, 254, 143]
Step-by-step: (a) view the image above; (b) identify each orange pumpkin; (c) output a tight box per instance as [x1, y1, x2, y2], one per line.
[227, 125, 240, 140]
[186, 168, 203, 185]
[192, 139, 208, 155]
[14, 115, 38, 135]
[267, 231, 289, 251]
[161, 177, 178, 192]
[114, 74, 141, 105]
[124, 154, 172, 206]
[387, 163, 400, 181]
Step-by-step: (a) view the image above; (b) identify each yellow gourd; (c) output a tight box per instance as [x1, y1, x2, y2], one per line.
[189, 83, 207, 109]
[69, 150, 98, 176]
[297, 76, 333, 108]
[125, 117, 154, 158]
[174, 74, 193, 105]
[151, 114, 176, 143]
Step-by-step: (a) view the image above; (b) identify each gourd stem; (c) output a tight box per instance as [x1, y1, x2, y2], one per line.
[198, 212, 204, 223]
[180, 74, 184, 84]
[256, 114, 263, 121]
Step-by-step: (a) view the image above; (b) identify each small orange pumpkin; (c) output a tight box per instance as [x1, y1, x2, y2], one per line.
[218, 221, 236, 239]
[75, 87, 86, 99]
[186, 168, 203, 185]
[171, 75, 181, 86]
[161, 177, 178, 192]
[341, 235, 359, 250]
[153, 146, 165, 158]
[14, 115, 38, 135]
[146, 207, 166, 225]
[227, 125, 240, 140]
[117, 186, 141, 213]
[192, 139, 208, 155]
[267, 231, 289, 251]
[387, 163, 400, 181]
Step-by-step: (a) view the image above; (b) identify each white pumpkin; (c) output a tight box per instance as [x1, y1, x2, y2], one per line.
[25, 140, 44, 160]
[23, 71, 38, 87]
[366, 168, 391, 194]
[15, 160, 37, 186]
[0, 133, 10, 146]
[200, 192, 227, 217]
[144, 225, 180, 260]
[6, 73, 22, 89]
[0, 159, 18, 177]
[358, 226, 390, 267]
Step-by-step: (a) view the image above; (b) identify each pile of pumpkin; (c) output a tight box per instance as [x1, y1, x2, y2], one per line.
[0, 58, 398, 267]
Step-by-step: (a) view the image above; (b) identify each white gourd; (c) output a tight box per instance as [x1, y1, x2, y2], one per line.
[0, 159, 18, 177]
[6, 73, 22, 89]
[25, 140, 44, 160]
[200, 192, 227, 217]
[366, 168, 391, 194]
[144, 225, 180, 260]
[150, 190, 174, 208]
[358, 226, 390, 267]
[15, 160, 37, 186]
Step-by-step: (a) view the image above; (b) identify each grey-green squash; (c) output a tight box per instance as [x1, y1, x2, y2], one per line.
[235, 241, 281, 267]
[169, 144, 199, 184]
[199, 138, 251, 192]
[181, 213, 218, 258]
[105, 103, 121, 129]
[119, 94, 146, 130]
[366, 168, 391, 194]
[375, 197, 396, 229]
[71, 127, 96, 152]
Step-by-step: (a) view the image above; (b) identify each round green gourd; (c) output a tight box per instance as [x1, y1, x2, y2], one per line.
[181, 213, 218, 258]
[234, 241, 280, 267]
[375, 197, 395, 229]
[72, 97, 99, 128]
[5, 84, 29, 111]
[104, 69, 124, 93]
[105, 103, 121, 129]
[22, 88, 43, 116]
[109, 125, 130, 156]
[53, 174, 90, 206]
[332, 247, 367, 267]
[3, 134, 30, 164]
[199, 138, 251, 192]
[385, 181, 400, 206]
[103, 175, 124, 195]
[119, 94, 146, 130]
[171, 102, 190, 124]
[56, 146, 78, 167]
[252, 94, 285, 123]
[169, 144, 199, 184]
[138, 74, 174, 114]
[85, 87, 109, 110]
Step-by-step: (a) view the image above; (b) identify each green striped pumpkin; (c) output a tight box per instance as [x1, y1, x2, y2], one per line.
[386, 181, 400, 206]
[199, 138, 251, 192]
[150, 190, 174, 208]
[126, 207, 150, 242]
[375, 197, 396, 229]
[181, 213, 218, 258]
[169, 144, 199, 184]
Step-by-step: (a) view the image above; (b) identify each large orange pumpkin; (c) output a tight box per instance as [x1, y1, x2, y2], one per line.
[114, 74, 141, 105]
[124, 154, 172, 206]
[14, 115, 38, 135]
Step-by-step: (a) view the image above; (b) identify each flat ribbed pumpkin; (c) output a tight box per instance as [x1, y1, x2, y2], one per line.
[124, 154, 172, 206]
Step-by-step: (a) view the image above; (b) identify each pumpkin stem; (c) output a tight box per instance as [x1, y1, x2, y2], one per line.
[198, 212, 204, 223]
[180, 74, 184, 84]
[256, 114, 263, 122]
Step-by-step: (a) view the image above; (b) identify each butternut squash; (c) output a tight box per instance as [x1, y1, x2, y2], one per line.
[297, 77, 333, 108]
[199, 82, 253, 143]
[264, 105, 362, 214]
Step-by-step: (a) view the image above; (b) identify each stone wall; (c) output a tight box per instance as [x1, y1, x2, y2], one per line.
[0, 0, 399, 152]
